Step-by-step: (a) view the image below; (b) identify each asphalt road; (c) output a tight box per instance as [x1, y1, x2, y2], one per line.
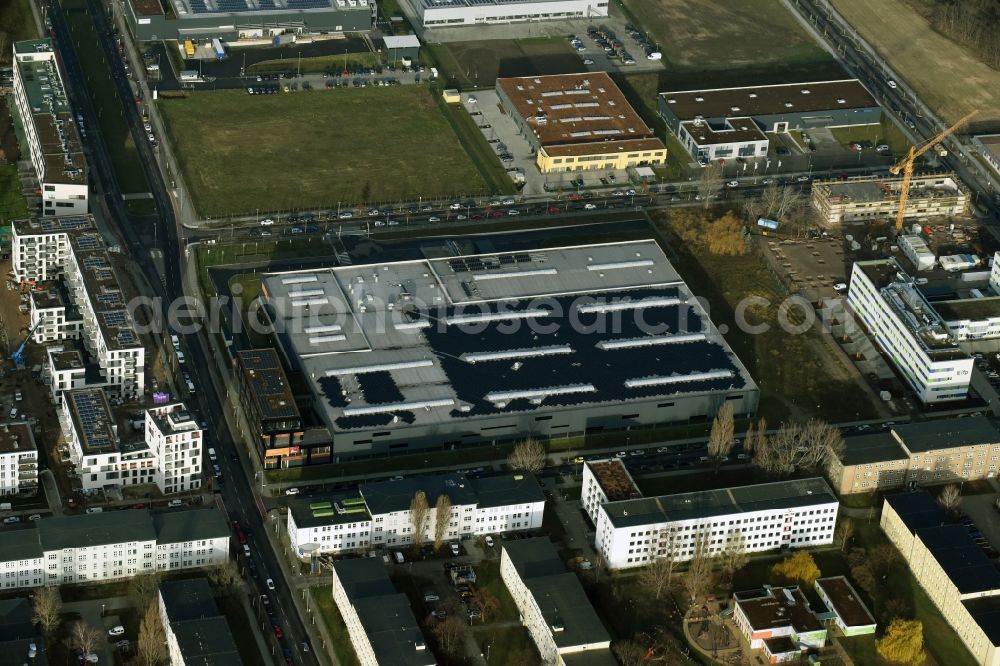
[50, 1, 312, 663]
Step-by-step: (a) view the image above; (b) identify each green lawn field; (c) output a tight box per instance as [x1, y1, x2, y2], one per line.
[158, 87, 489, 218]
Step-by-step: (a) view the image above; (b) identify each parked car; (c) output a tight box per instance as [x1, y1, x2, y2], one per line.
[285, 488, 300, 496]
[484, 535, 494, 548]
[423, 592, 440, 602]
[266, 578, 276, 590]
[450, 543, 460, 556]
[108, 626, 125, 637]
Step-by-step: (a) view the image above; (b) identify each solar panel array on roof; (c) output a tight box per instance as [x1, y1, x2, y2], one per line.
[83, 256, 104, 270]
[69, 390, 116, 451]
[75, 235, 100, 250]
[286, 0, 330, 8]
[97, 291, 124, 307]
[189, 0, 208, 11]
[102, 311, 128, 327]
[357, 371, 405, 404]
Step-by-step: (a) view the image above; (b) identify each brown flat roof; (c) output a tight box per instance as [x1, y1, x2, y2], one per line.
[497, 72, 656, 147]
[660, 79, 877, 121]
[0, 423, 36, 454]
[542, 137, 665, 157]
[680, 117, 767, 146]
[587, 459, 641, 502]
[36, 113, 86, 185]
[128, 0, 163, 16]
[737, 587, 822, 633]
[816, 577, 875, 628]
[237, 349, 301, 422]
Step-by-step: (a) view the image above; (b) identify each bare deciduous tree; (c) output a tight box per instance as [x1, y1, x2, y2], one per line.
[638, 531, 677, 601]
[612, 640, 648, 666]
[410, 490, 430, 548]
[708, 402, 735, 472]
[938, 484, 962, 515]
[32, 586, 61, 638]
[719, 531, 749, 583]
[433, 494, 453, 552]
[836, 518, 855, 554]
[128, 572, 161, 609]
[744, 417, 766, 457]
[72, 621, 101, 657]
[432, 616, 466, 663]
[506, 437, 546, 473]
[137, 603, 166, 666]
[697, 163, 723, 208]
[753, 419, 844, 475]
[470, 587, 500, 623]
[684, 530, 715, 603]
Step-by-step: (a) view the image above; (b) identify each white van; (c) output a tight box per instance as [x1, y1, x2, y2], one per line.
[167, 499, 184, 508]
[394, 551, 405, 564]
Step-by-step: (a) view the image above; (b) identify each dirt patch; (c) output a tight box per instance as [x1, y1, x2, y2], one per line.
[623, 0, 833, 70]
[441, 39, 584, 86]
[832, 0, 1000, 127]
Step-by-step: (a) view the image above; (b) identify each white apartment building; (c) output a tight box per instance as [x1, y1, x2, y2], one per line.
[417, 0, 606, 28]
[12, 216, 93, 283]
[848, 259, 973, 404]
[159, 578, 240, 665]
[0, 508, 228, 590]
[331, 558, 436, 666]
[45, 348, 89, 402]
[145, 404, 203, 494]
[0, 423, 39, 496]
[12, 216, 144, 400]
[60, 389, 201, 494]
[11, 40, 88, 217]
[287, 472, 544, 558]
[500, 538, 616, 666]
[582, 460, 838, 570]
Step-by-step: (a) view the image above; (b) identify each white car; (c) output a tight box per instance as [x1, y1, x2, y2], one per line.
[428, 216, 441, 222]
[143, 123, 151, 132]
[108, 626, 125, 637]
[450, 543, 460, 556]
[260, 218, 274, 226]
[338, 211, 353, 219]
[449, 202, 462, 210]
[484, 535, 494, 547]
[584, 203, 596, 210]
[85, 507, 103, 514]
[285, 487, 300, 496]
[502, 198, 515, 205]
[887, 79, 897, 89]
[583, 59, 595, 65]
[726, 180, 739, 188]
[2, 516, 19, 524]
[423, 592, 440, 602]
[266, 578, 276, 590]
[833, 282, 848, 293]
[466, 95, 477, 104]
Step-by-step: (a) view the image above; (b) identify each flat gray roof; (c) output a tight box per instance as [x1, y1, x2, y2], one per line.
[0, 530, 43, 562]
[602, 477, 836, 529]
[160, 578, 220, 622]
[333, 558, 396, 599]
[262, 240, 755, 436]
[892, 416, 999, 453]
[288, 493, 370, 529]
[360, 472, 479, 515]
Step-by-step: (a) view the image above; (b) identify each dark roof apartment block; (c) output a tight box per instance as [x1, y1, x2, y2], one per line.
[891, 416, 999, 454]
[160, 578, 241, 665]
[236, 349, 302, 426]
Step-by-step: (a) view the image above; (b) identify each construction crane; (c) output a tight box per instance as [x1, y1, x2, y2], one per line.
[891, 109, 978, 234]
[10, 318, 45, 369]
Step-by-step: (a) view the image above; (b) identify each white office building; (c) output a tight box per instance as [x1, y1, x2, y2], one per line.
[582, 459, 838, 570]
[500, 537, 616, 665]
[60, 389, 201, 494]
[13, 216, 144, 400]
[331, 558, 436, 666]
[848, 259, 973, 404]
[0, 423, 39, 496]
[287, 472, 544, 558]
[416, 0, 606, 27]
[0, 508, 228, 590]
[11, 40, 88, 217]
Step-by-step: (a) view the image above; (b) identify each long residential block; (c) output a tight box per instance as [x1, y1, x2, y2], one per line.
[11, 40, 88, 216]
[500, 537, 615, 665]
[287, 471, 544, 558]
[331, 558, 435, 666]
[0, 508, 229, 590]
[582, 459, 838, 569]
[158, 578, 240, 665]
[882, 491, 1000, 666]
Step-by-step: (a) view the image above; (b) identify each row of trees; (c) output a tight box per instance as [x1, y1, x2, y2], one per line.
[409, 489, 454, 551]
[637, 529, 750, 604]
[708, 404, 845, 476]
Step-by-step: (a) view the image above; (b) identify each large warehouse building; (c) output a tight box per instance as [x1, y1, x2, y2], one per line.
[657, 79, 881, 162]
[124, 0, 374, 41]
[257, 239, 758, 463]
[415, 0, 607, 28]
[496, 73, 666, 174]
